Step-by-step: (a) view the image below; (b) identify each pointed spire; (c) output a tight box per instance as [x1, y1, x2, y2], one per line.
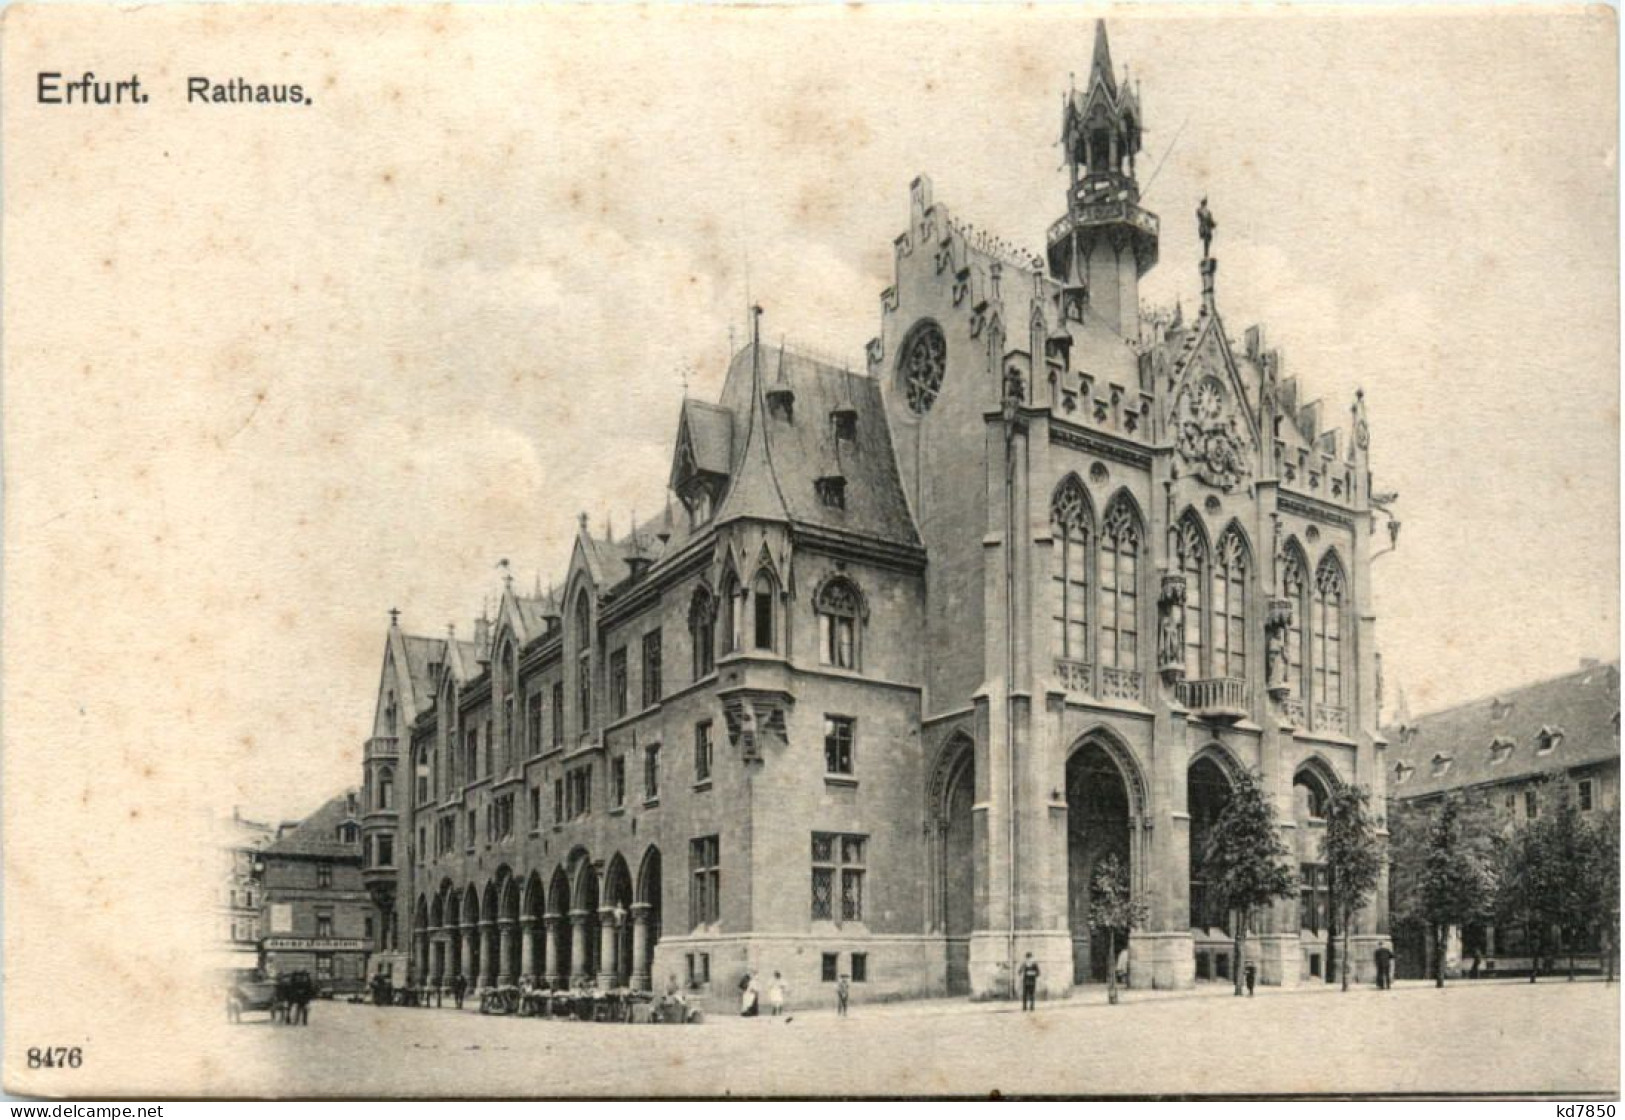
[1090, 20, 1117, 97]
[388, 607, 400, 629]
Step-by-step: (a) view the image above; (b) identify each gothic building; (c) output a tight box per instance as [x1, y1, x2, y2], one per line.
[359, 21, 1391, 1003]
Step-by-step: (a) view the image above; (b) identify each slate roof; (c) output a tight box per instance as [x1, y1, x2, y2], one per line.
[399, 634, 447, 715]
[263, 790, 362, 860]
[712, 342, 919, 547]
[1383, 662, 1620, 800]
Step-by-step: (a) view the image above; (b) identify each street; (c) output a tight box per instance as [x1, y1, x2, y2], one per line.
[235, 978, 1620, 1097]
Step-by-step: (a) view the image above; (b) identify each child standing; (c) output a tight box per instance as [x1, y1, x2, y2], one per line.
[768, 971, 787, 1016]
[835, 973, 850, 1017]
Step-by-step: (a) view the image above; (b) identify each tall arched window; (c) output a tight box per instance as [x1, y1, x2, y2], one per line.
[752, 571, 777, 652]
[816, 577, 862, 669]
[689, 587, 716, 679]
[1177, 515, 1207, 679]
[574, 590, 593, 733]
[1282, 546, 1308, 698]
[1312, 555, 1346, 706]
[718, 570, 740, 655]
[1098, 497, 1141, 672]
[416, 745, 430, 805]
[1212, 528, 1248, 680]
[379, 766, 395, 810]
[1049, 478, 1091, 661]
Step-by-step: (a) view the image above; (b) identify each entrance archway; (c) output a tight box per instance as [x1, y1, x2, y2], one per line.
[1188, 753, 1236, 953]
[635, 847, 663, 991]
[1067, 738, 1134, 983]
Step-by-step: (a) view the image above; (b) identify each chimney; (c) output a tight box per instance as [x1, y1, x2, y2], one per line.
[473, 612, 491, 663]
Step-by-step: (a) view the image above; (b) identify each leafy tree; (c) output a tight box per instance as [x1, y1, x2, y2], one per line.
[1201, 767, 1298, 996]
[1322, 784, 1384, 991]
[1582, 813, 1620, 983]
[1419, 796, 1496, 987]
[1088, 852, 1148, 1005]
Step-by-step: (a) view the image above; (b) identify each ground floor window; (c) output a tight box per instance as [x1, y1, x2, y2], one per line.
[315, 954, 334, 981]
[1300, 863, 1328, 934]
[686, 951, 710, 987]
[851, 952, 868, 983]
[690, 835, 720, 927]
[822, 953, 838, 982]
[811, 833, 866, 922]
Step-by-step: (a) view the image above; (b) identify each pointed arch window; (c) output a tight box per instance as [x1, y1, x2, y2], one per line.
[689, 587, 716, 679]
[1282, 549, 1309, 698]
[1098, 498, 1141, 672]
[1212, 529, 1248, 680]
[816, 577, 862, 670]
[718, 570, 741, 656]
[1177, 517, 1207, 679]
[575, 591, 593, 733]
[378, 766, 395, 811]
[415, 745, 430, 806]
[753, 571, 778, 652]
[1049, 478, 1091, 661]
[1312, 555, 1346, 706]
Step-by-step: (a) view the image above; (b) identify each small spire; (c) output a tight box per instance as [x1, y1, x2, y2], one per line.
[447, 622, 456, 639]
[1090, 20, 1117, 97]
[577, 510, 589, 532]
[388, 607, 400, 628]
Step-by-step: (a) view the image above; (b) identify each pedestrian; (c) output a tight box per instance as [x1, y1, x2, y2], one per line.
[1469, 949, 1482, 980]
[739, 971, 760, 1017]
[1244, 959, 1256, 997]
[1115, 947, 1129, 990]
[452, 973, 467, 1010]
[1374, 944, 1394, 990]
[768, 971, 787, 1017]
[1019, 952, 1040, 1011]
[836, 973, 850, 1018]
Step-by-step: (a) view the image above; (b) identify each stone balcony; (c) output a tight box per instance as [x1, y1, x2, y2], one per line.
[1052, 658, 1143, 704]
[364, 735, 398, 760]
[1177, 677, 1249, 722]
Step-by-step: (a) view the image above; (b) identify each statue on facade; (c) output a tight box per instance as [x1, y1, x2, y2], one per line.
[1197, 196, 1216, 261]
[1265, 597, 1293, 696]
[1158, 574, 1186, 681]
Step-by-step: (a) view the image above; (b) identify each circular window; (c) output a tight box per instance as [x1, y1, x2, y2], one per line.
[898, 322, 947, 415]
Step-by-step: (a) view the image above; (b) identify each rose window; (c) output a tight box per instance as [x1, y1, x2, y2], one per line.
[899, 323, 947, 415]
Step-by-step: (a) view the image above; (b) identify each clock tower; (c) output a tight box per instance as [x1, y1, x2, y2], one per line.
[1046, 20, 1160, 340]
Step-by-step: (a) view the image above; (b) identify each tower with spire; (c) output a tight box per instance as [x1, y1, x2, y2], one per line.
[1047, 20, 1159, 339]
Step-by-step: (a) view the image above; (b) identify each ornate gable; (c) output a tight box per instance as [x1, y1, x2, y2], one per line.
[1167, 315, 1260, 492]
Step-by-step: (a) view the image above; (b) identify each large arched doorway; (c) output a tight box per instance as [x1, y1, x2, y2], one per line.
[1293, 761, 1336, 982]
[572, 857, 600, 984]
[934, 736, 976, 995]
[1188, 753, 1235, 980]
[636, 848, 663, 992]
[602, 855, 634, 987]
[1067, 739, 1134, 983]
[547, 868, 572, 985]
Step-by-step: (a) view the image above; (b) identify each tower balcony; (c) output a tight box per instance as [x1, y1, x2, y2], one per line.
[1177, 677, 1250, 722]
[364, 736, 398, 761]
[1046, 198, 1159, 279]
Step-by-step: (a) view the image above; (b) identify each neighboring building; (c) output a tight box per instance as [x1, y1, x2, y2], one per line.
[366, 21, 1392, 1003]
[211, 806, 276, 970]
[1384, 660, 1620, 977]
[259, 789, 377, 994]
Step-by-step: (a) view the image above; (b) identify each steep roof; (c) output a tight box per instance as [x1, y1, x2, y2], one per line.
[263, 790, 362, 860]
[398, 634, 446, 715]
[714, 342, 919, 546]
[1383, 663, 1620, 800]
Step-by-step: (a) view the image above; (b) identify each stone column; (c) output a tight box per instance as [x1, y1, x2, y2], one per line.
[519, 916, 537, 981]
[497, 919, 516, 985]
[543, 915, 563, 986]
[569, 910, 589, 984]
[431, 937, 445, 985]
[458, 925, 473, 982]
[483, 921, 499, 987]
[597, 908, 620, 988]
[630, 903, 652, 991]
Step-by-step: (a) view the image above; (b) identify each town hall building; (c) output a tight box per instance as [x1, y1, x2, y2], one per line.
[358, 22, 1393, 1005]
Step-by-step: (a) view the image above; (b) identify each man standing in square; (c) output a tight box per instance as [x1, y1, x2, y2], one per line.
[1019, 953, 1040, 1011]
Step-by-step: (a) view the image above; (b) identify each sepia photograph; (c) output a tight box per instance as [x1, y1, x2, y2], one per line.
[1, 1, 1619, 1102]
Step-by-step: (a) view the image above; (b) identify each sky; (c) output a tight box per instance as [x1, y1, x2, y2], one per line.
[6, 4, 1618, 828]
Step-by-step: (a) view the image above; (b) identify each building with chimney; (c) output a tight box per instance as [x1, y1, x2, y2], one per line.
[361, 21, 1393, 1003]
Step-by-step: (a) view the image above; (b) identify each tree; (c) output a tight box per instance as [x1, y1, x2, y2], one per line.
[1582, 813, 1619, 983]
[1201, 767, 1298, 996]
[1419, 796, 1495, 987]
[1089, 852, 1148, 1005]
[1322, 784, 1384, 991]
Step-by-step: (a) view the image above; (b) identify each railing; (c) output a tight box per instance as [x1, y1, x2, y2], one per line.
[1313, 704, 1350, 736]
[1178, 677, 1249, 720]
[1054, 658, 1093, 695]
[1099, 667, 1143, 703]
[365, 736, 399, 760]
[1047, 199, 1160, 246]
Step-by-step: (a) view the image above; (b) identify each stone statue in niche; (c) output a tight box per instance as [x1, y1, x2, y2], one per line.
[1158, 574, 1186, 680]
[1265, 597, 1293, 696]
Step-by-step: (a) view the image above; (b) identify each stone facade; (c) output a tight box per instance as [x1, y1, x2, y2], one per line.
[363, 21, 1391, 1006]
[260, 789, 378, 995]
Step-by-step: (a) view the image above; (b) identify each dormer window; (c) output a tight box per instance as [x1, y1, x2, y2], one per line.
[815, 476, 847, 511]
[1393, 761, 1415, 785]
[767, 388, 795, 423]
[682, 482, 714, 529]
[1489, 736, 1516, 764]
[831, 408, 858, 443]
[1491, 697, 1515, 721]
[1536, 726, 1564, 754]
[1430, 753, 1453, 778]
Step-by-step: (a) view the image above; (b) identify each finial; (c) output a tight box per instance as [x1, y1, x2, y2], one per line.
[497, 557, 512, 591]
[577, 510, 589, 532]
[388, 607, 400, 628]
[447, 622, 456, 639]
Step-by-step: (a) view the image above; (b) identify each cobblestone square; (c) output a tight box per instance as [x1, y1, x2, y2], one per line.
[241, 979, 1619, 1098]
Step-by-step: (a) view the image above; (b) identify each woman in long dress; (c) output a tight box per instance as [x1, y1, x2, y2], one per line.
[739, 972, 760, 1017]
